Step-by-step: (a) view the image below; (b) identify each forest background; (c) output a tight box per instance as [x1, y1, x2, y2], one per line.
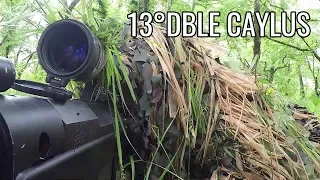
[1, 0, 320, 116]
[1, 1, 320, 179]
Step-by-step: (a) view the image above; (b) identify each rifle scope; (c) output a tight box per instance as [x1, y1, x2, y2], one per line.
[0, 19, 118, 179]
[37, 19, 106, 83]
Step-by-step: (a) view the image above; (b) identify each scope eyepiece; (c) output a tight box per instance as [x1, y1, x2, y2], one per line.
[37, 19, 106, 83]
[0, 57, 16, 92]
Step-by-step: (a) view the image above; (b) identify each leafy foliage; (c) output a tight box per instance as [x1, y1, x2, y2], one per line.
[1, 0, 320, 179]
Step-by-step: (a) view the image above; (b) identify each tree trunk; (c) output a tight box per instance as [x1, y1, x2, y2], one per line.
[268, 67, 275, 83]
[192, 0, 196, 11]
[315, 77, 319, 97]
[167, 0, 172, 11]
[285, 66, 290, 96]
[138, 0, 149, 14]
[298, 67, 305, 98]
[5, 46, 10, 58]
[252, 0, 261, 74]
[306, 59, 319, 97]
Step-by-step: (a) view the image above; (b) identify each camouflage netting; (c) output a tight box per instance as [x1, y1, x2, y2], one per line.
[89, 23, 320, 180]
[292, 104, 320, 144]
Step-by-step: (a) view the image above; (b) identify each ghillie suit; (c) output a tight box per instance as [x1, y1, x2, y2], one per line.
[88, 22, 320, 180]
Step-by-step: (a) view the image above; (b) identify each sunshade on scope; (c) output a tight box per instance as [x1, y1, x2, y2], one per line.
[37, 19, 106, 84]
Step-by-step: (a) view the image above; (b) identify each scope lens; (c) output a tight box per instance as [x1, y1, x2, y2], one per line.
[56, 39, 88, 72]
[46, 24, 88, 74]
[38, 19, 106, 82]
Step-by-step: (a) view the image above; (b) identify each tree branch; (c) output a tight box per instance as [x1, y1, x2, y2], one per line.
[268, 3, 285, 11]
[14, 45, 23, 65]
[0, 35, 8, 46]
[265, 55, 288, 72]
[274, 64, 289, 72]
[68, 0, 81, 13]
[301, 37, 320, 61]
[265, 36, 311, 51]
[263, 1, 320, 62]
[17, 52, 36, 79]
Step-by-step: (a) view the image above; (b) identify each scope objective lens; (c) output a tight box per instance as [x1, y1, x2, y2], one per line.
[37, 19, 106, 82]
[59, 41, 88, 72]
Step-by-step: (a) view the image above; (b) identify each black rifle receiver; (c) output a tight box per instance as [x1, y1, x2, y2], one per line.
[0, 19, 117, 180]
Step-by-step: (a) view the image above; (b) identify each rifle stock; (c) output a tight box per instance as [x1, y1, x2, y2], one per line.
[0, 95, 117, 180]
